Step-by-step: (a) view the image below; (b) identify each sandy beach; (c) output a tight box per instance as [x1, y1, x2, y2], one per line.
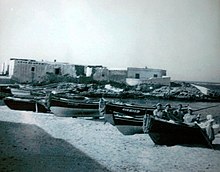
[0, 105, 220, 172]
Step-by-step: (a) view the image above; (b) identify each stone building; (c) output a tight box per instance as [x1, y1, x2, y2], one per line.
[9, 58, 82, 83]
[8, 58, 170, 86]
[109, 70, 127, 83]
[91, 67, 127, 83]
[91, 66, 170, 86]
[126, 67, 170, 86]
[92, 67, 109, 81]
[127, 67, 166, 79]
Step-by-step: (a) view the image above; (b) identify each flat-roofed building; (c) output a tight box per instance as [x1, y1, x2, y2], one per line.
[9, 58, 79, 83]
[126, 67, 170, 86]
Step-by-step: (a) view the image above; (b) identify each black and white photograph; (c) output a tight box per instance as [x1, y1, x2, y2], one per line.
[0, 0, 220, 171]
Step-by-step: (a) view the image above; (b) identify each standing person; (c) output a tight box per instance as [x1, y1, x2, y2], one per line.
[153, 103, 163, 118]
[198, 114, 215, 142]
[173, 104, 185, 122]
[99, 97, 106, 116]
[45, 91, 52, 109]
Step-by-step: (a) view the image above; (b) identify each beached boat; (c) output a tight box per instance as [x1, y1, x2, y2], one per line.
[104, 101, 220, 136]
[0, 84, 13, 99]
[104, 102, 154, 135]
[10, 87, 31, 96]
[3, 96, 50, 113]
[50, 97, 100, 117]
[143, 115, 214, 148]
[105, 113, 145, 135]
[105, 102, 155, 116]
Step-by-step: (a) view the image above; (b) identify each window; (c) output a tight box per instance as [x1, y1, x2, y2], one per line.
[31, 67, 35, 72]
[55, 68, 61, 75]
[153, 74, 158, 78]
[135, 73, 140, 79]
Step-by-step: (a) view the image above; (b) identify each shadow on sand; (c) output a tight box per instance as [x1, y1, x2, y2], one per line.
[0, 121, 110, 172]
[212, 144, 220, 150]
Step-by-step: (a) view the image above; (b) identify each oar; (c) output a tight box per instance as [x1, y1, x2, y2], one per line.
[193, 104, 220, 112]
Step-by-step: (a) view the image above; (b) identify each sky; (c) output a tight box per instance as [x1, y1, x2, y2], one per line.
[0, 0, 220, 82]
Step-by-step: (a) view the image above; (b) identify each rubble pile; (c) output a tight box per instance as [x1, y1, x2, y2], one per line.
[151, 85, 204, 100]
[1, 81, 220, 102]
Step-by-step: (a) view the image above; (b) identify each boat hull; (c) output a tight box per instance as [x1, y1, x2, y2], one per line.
[50, 98, 100, 117]
[0, 85, 12, 99]
[4, 97, 49, 113]
[51, 106, 99, 117]
[145, 116, 213, 148]
[10, 88, 31, 96]
[104, 113, 144, 135]
[105, 102, 154, 116]
[104, 102, 153, 135]
[115, 125, 143, 135]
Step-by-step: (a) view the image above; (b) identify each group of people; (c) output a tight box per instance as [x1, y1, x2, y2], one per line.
[153, 103, 200, 124]
[152, 103, 215, 141]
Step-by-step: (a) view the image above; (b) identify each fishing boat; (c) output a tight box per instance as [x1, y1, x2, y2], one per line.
[105, 102, 155, 115]
[104, 102, 219, 136]
[10, 87, 31, 96]
[143, 115, 214, 148]
[3, 96, 50, 113]
[50, 96, 101, 117]
[104, 102, 154, 135]
[0, 84, 13, 99]
[105, 113, 145, 135]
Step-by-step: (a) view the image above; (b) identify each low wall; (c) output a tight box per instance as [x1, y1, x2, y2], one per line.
[126, 77, 171, 86]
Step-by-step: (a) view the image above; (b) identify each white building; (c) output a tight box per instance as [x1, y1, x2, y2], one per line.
[9, 58, 81, 83]
[126, 67, 170, 86]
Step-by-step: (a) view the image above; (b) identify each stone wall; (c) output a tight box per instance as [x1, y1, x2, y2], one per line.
[142, 76, 171, 86]
[92, 67, 109, 81]
[109, 70, 127, 83]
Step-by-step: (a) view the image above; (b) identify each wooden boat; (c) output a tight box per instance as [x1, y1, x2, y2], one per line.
[104, 102, 154, 135]
[10, 88, 31, 96]
[0, 84, 12, 99]
[105, 113, 145, 135]
[143, 115, 214, 148]
[105, 102, 155, 116]
[50, 97, 101, 117]
[3, 96, 50, 113]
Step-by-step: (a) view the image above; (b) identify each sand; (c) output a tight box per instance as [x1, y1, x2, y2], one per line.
[0, 105, 220, 172]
